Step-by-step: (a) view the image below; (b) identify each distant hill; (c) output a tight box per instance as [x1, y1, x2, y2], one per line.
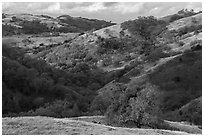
[167, 13, 202, 31]
[2, 13, 115, 36]
[159, 9, 201, 23]
[57, 15, 115, 32]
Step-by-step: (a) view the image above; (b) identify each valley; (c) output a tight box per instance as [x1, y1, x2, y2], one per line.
[2, 8, 202, 135]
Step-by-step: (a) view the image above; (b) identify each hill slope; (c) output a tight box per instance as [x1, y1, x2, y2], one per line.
[2, 13, 115, 35]
[2, 10, 202, 134]
[167, 13, 202, 30]
[2, 116, 190, 135]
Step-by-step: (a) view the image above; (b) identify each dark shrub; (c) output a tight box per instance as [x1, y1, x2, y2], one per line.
[177, 25, 202, 36]
[121, 16, 167, 41]
[146, 47, 171, 62]
[2, 24, 21, 36]
[21, 20, 50, 34]
[177, 41, 185, 47]
[149, 50, 202, 114]
[169, 14, 183, 22]
[24, 100, 81, 118]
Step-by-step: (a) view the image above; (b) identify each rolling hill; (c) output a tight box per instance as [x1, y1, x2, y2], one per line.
[2, 13, 115, 36]
[2, 9, 202, 135]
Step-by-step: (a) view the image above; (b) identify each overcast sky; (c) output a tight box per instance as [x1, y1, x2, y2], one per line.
[2, 2, 202, 23]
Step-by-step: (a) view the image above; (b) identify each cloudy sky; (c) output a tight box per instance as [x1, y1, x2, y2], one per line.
[2, 2, 202, 23]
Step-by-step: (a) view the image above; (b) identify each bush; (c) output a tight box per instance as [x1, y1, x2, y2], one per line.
[21, 20, 50, 34]
[177, 25, 202, 36]
[91, 83, 126, 115]
[169, 9, 197, 22]
[121, 16, 167, 41]
[2, 43, 105, 116]
[191, 17, 198, 24]
[177, 41, 185, 47]
[177, 97, 202, 125]
[169, 14, 183, 22]
[2, 24, 21, 36]
[96, 45, 106, 54]
[97, 37, 124, 51]
[113, 60, 121, 67]
[105, 83, 162, 128]
[189, 40, 202, 51]
[101, 58, 112, 67]
[24, 100, 81, 118]
[189, 40, 202, 47]
[149, 50, 202, 114]
[146, 46, 171, 62]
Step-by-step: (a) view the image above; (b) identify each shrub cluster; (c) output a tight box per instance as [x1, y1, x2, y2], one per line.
[177, 25, 202, 36]
[149, 50, 202, 113]
[121, 16, 167, 41]
[20, 20, 50, 34]
[2, 43, 107, 116]
[169, 9, 198, 22]
[2, 24, 21, 36]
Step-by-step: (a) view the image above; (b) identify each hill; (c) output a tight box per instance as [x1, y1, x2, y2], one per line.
[2, 13, 115, 36]
[2, 116, 191, 135]
[88, 12, 202, 128]
[167, 13, 202, 30]
[2, 9, 202, 134]
[57, 15, 114, 32]
[159, 9, 201, 23]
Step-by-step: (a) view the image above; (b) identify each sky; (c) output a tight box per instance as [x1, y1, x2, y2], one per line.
[2, 2, 202, 23]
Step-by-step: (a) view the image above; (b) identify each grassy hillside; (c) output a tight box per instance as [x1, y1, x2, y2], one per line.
[57, 15, 115, 32]
[89, 12, 202, 129]
[2, 116, 190, 135]
[2, 9, 202, 133]
[159, 9, 201, 23]
[2, 13, 115, 36]
[2, 42, 108, 117]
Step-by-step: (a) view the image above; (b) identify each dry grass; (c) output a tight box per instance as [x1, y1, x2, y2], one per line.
[167, 13, 202, 31]
[2, 116, 189, 135]
[164, 120, 202, 134]
[2, 33, 78, 49]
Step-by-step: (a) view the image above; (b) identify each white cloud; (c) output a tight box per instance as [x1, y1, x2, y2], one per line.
[2, 2, 13, 10]
[2, 2, 202, 23]
[86, 3, 107, 12]
[185, 2, 202, 12]
[113, 2, 144, 14]
[43, 2, 61, 12]
[63, 2, 107, 13]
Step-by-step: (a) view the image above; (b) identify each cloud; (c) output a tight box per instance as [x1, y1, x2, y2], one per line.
[142, 2, 202, 17]
[60, 2, 93, 10]
[2, 2, 54, 14]
[2, 2, 202, 23]
[40, 2, 106, 13]
[113, 2, 144, 14]
[85, 3, 107, 12]
[103, 2, 118, 7]
[42, 2, 61, 13]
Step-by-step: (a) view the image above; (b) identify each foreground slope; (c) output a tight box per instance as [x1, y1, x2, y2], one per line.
[2, 116, 189, 135]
